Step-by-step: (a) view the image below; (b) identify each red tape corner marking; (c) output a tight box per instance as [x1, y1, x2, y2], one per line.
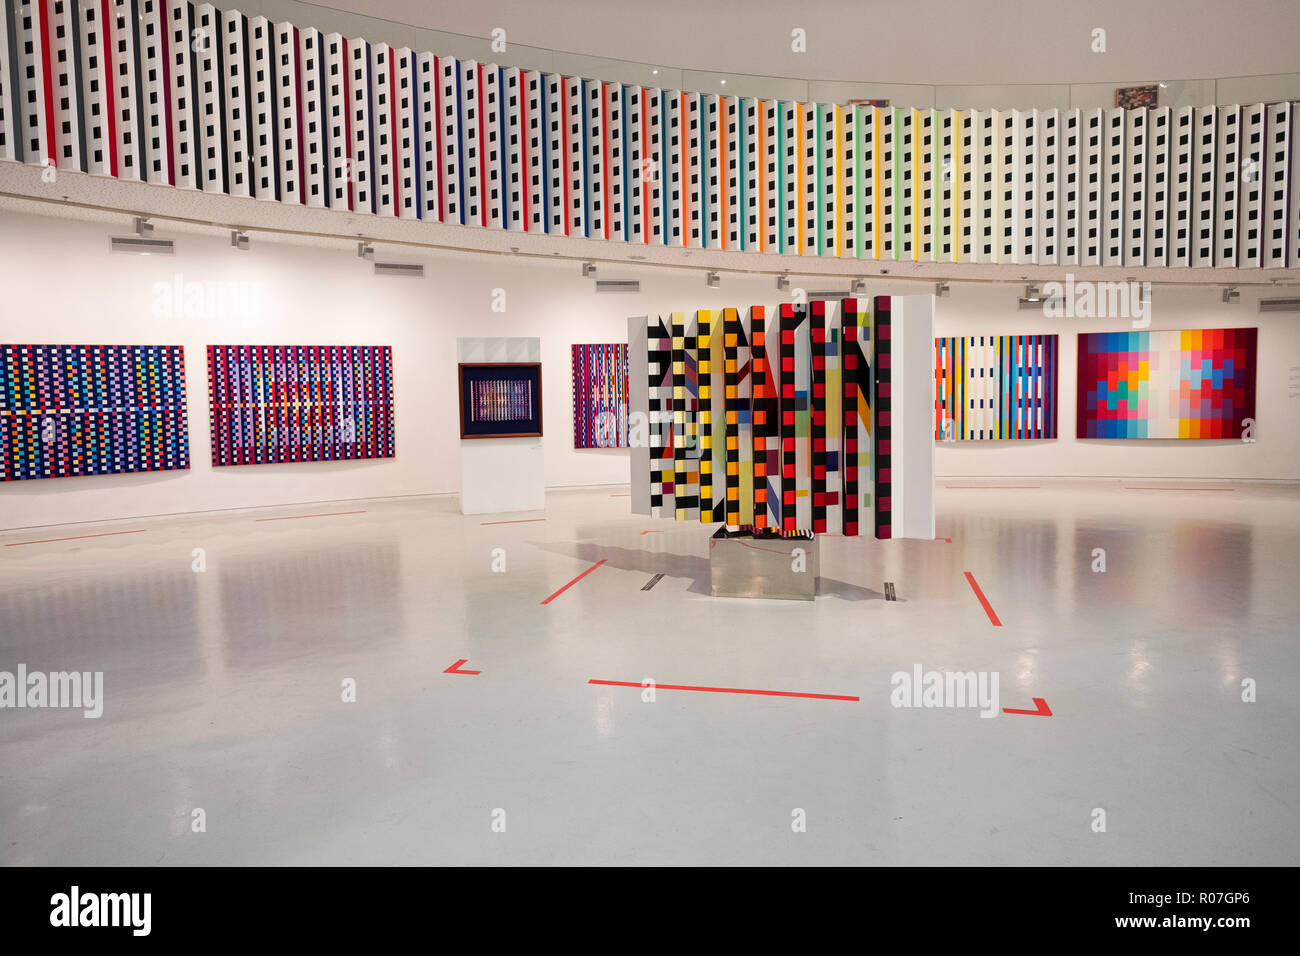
[444, 659, 481, 675]
[589, 679, 859, 702]
[541, 559, 607, 605]
[1003, 697, 1052, 717]
[963, 571, 1002, 626]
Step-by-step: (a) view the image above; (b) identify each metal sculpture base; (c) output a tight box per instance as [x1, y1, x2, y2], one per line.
[709, 527, 819, 601]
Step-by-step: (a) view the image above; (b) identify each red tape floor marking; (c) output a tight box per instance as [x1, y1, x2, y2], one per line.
[1003, 697, 1053, 717]
[444, 659, 481, 675]
[589, 679, 859, 702]
[6, 529, 148, 547]
[480, 518, 547, 525]
[1123, 487, 1235, 491]
[964, 571, 1002, 626]
[944, 485, 1041, 489]
[541, 558, 607, 605]
[255, 511, 367, 522]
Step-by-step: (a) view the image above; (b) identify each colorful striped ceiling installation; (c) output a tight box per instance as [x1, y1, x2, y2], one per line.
[631, 297, 936, 540]
[935, 335, 1059, 440]
[2, 3, 1297, 269]
[0, 343, 190, 481]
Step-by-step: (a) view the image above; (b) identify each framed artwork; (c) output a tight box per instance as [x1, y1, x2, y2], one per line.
[1077, 328, 1257, 439]
[458, 363, 543, 438]
[1115, 85, 1159, 109]
[207, 345, 394, 466]
[571, 344, 628, 448]
[1, 344, 190, 481]
[935, 335, 1059, 440]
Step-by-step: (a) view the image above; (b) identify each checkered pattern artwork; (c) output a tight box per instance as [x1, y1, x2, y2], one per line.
[571, 344, 628, 448]
[646, 316, 675, 518]
[633, 296, 935, 540]
[841, 299, 872, 536]
[1, 344, 190, 481]
[935, 335, 1059, 440]
[206, 345, 394, 466]
[1076, 329, 1257, 439]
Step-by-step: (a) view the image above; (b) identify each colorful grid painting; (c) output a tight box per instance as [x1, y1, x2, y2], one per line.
[1, 344, 189, 481]
[207, 346, 394, 466]
[571, 344, 629, 448]
[935, 335, 1059, 440]
[1077, 328, 1257, 439]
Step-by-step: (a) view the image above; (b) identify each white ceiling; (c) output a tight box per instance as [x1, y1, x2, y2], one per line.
[287, 0, 1300, 86]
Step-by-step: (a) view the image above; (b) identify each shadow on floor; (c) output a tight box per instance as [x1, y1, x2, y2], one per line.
[530, 540, 885, 602]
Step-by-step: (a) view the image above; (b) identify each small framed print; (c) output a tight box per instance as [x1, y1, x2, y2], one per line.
[457, 362, 544, 438]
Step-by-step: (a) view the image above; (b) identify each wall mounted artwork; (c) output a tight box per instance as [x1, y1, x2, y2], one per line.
[1, 344, 190, 481]
[458, 363, 543, 438]
[571, 344, 629, 448]
[1076, 328, 1257, 439]
[934, 335, 1059, 440]
[3, 3, 1295, 270]
[206, 345, 394, 466]
[630, 297, 935, 539]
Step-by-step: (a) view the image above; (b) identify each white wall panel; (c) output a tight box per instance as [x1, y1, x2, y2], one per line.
[1263, 102, 1291, 267]
[1192, 105, 1217, 266]
[247, 16, 275, 199]
[1215, 105, 1240, 267]
[1102, 106, 1124, 265]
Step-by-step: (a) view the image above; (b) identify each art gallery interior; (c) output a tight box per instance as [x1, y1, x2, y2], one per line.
[1, 0, 1298, 871]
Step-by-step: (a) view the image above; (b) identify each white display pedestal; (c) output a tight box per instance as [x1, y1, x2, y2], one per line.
[457, 337, 545, 516]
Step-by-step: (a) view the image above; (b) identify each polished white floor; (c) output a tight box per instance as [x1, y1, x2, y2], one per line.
[2, 480, 1298, 866]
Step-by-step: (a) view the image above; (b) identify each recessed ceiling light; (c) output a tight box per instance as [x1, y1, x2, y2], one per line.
[720, 79, 726, 85]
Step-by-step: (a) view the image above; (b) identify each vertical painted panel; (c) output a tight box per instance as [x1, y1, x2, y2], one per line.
[247, 16, 275, 198]
[1125, 107, 1146, 265]
[1264, 102, 1290, 267]
[1215, 105, 1240, 267]
[1170, 105, 1194, 266]
[1081, 107, 1102, 264]
[1102, 106, 1124, 265]
[482, 64, 502, 229]
[502, 66, 524, 231]
[394, 48, 417, 219]
[320, 32, 346, 210]
[1061, 108, 1080, 265]
[1146, 107, 1170, 266]
[1192, 105, 1217, 266]
[1038, 108, 1059, 264]
[194, 3, 224, 192]
[416, 52, 440, 221]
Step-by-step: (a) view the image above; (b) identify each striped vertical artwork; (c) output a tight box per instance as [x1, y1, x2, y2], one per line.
[647, 315, 674, 518]
[206, 345, 394, 467]
[778, 303, 798, 531]
[934, 335, 1059, 441]
[1, 343, 190, 481]
[841, 298, 871, 536]
[749, 306, 772, 529]
[671, 311, 700, 522]
[722, 307, 743, 529]
[696, 309, 726, 523]
[630, 297, 933, 540]
[810, 300, 828, 532]
[5, 4, 1298, 276]
[571, 343, 628, 448]
[873, 295, 892, 539]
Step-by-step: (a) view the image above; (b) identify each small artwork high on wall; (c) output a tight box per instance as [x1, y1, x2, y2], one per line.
[458, 363, 543, 438]
[571, 344, 629, 448]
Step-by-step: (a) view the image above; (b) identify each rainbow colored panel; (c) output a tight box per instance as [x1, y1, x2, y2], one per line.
[206, 345, 394, 466]
[935, 335, 1059, 440]
[1076, 329, 1257, 439]
[0, 344, 190, 481]
[571, 343, 629, 448]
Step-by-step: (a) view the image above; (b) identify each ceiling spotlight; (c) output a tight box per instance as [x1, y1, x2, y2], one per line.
[1023, 283, 1043, 301]
[582, 260, 597, 278]
[652, 69, 658, 75]
[1222, 286, 1240, 304]
[356, 242, 374, 260]
[134, 217, 154, 237]
[935, 282, 950, 297]
[706, 271, 720, 288]
[851, 278, 866, 295]
[230, 230, 250, 251]
[720, 79, 726, 86]
[776, 274, 790, 291]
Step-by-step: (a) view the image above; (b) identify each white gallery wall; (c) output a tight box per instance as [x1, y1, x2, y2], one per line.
[0, 209, 1296, 530]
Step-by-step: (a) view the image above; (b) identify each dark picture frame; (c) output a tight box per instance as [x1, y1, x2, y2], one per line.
[457, 362, 544, 439]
